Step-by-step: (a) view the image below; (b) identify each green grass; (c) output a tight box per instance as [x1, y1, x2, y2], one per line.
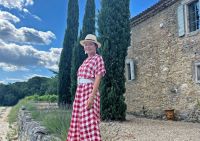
[30, 106, 71, 140]
[8, 96, 71, 140]
[8, 98, 29, 124]
[40, 110, 71, 140]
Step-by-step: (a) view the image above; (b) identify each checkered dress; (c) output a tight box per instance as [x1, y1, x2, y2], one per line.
[67, 54, 106, 141]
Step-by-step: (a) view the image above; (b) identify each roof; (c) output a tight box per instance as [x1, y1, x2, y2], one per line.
[130, 0, 178, 27]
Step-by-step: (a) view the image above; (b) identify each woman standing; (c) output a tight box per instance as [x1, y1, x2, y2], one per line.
[67, 34, 106, 141]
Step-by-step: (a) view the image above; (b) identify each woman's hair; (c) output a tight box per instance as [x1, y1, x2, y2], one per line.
[94, 43, 98, 49]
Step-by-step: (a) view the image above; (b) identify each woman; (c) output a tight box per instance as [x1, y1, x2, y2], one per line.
[67, 34, 106, 141]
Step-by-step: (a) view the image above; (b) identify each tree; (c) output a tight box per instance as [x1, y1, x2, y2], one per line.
[70, 0, 96, 101]
[98, 0, 130, 120]
[70, 37, 80, 102]
[45, 75, 58, 95]
[58, 0, 79, 106]
[79, 0, 96, 65]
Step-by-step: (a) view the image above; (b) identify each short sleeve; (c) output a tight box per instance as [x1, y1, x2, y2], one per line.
[95, 56, 106, 77]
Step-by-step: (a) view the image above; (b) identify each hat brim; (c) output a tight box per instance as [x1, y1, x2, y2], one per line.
[80, 40, 101, 48]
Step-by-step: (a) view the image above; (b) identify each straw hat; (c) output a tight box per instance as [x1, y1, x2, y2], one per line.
[80, 34, 101, 48]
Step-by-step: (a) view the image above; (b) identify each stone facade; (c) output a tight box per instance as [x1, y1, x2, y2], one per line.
[125, 0, 200, 121]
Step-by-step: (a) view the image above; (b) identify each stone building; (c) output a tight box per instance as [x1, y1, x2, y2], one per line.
[125, 0, 200, 121]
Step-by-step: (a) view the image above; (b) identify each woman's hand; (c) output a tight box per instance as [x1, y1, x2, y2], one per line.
[86, 95, 94, 109]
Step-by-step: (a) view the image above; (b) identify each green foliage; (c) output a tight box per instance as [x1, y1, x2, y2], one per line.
[98, 0, 130, 120]
[79, 0, 96, 65]
[45, 75, 58, 95]
[58, 0, 79, 106]
[70, 0, 96, 103]
[8, 97, 71, 140]
[8, 98, 29, 124]
[41, 110, 71, 140]
[70, 41, 79, 102]
[0, 84, 21, 106]
[0, 76, 57, 106]
[27, 94, 58, 103]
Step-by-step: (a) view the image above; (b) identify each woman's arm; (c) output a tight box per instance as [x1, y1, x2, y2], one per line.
[86, 74, 102, 109]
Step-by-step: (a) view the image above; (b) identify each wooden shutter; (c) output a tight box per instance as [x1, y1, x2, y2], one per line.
[177, 4, 185, 37]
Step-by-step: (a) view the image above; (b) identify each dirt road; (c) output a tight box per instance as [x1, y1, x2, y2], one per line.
[0, 107, 11, 141]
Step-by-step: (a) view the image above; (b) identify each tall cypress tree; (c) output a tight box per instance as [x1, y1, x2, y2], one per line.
[79, 0, 96, 65]
[70, 31, 81, 102]
[70, 0, 96, 101]
[58, 0, 79, 106]
[98, 0, 130, 120]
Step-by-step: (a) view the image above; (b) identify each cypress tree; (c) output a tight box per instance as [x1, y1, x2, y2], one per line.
[58, 0, 79, 106]
[98, 0, 130, 120]
[70, 0, 96, 101]
[79, 0, 96, 65]
[70, 31, 81, 102]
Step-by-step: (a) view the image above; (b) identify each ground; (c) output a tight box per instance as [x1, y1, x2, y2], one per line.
[1, 107, 200, 141]
[100, 114, 200, 141]
[0, 107, 11, 141]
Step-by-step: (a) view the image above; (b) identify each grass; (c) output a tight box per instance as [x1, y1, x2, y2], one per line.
[8, 96, 71, 140]
[40, 109, 71, 140]
[8, 98, 29, 124]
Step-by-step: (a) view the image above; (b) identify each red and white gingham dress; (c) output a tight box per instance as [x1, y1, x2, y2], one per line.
[67, 54, 106, 141]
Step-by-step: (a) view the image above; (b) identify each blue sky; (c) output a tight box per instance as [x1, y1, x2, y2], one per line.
[0, 0, 159, 84]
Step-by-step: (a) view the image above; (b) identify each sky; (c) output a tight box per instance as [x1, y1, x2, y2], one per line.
[0, 0, 159, 84]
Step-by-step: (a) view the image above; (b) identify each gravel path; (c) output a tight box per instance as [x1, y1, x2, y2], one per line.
[1, 107, 200, 141]
[0, 107, 11, 141]
[100, 114, 200, 141]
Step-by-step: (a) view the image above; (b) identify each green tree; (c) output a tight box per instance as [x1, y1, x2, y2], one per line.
[79, 0, 96, 65]
[70, 39, 80, 102]
[58, 0, 79, 106]
[98, 0, 130, 120]
[70, 0, 96, 102]
[45, 75, 58, 95]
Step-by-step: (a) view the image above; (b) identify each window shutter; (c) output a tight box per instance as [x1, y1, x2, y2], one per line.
[177, 4, 185, 37]
[199, 0, 200, 28]
[130, 61, 135, 80]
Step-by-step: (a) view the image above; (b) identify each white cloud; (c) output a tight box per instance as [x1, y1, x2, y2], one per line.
[0, 62, 28, 72]
[0, 19, 55, 45]
[6, 78, 28, 82]
[32, 15, 42, 21]
[0, 40, 62, 72]
[0, 10, 20, 23]
[0, 0, 41, 22]
[0, 80, 6, 84]
[0, 0, 34, 11]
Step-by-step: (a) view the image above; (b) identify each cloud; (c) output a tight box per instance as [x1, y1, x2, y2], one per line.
[0, 0, 34, 11]
[0, 40, 62, 72]
[0, 10, 20, 23]
[3, 73, 50, 84]
[0, 62, 28, 72]
[0, 19, 56, 45]
[32, 15, 41, 21]
[0, 80, 5, 84]
[0, 0, 41, 21]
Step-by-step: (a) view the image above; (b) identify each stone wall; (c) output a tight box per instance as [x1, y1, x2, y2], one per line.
[18, 109, 61, 141]
[126, 0, 200, 121]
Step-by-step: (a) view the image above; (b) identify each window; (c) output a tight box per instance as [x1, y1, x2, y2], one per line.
[127, 63, 131, 80]
[177, 0, 200, 36]
[188, 0, 200, 32]
[195, 62, 200, 83]
[126, 59, 135, 81]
